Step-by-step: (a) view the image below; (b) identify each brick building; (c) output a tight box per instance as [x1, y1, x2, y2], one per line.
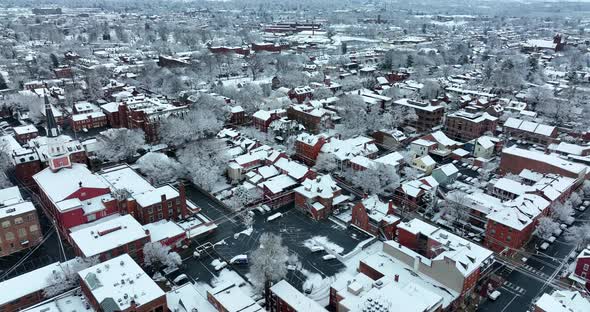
[100, 95, 189, 142]
[392, 98, 445, 131]
[79, 254, 167, 312]
[0, 187, 43, 257]
[287, 103, 331, 134]
[252, 109, 286, 132]
[503, 117, 557, 145]
[351, 196, 400, 239]
[70, 214, 150, 262]
[533, 290, 590, 312]
[294, 175, 348, 220]
[269, 280, 327, 312]
[70, 112, 108, 132]
[13, 125, 38, 144]
[444, 110, 498, 142]
[569, 246, 590, 291]
[295, 133, 327, 165]
[288, 86, 313, 103]
[499, 146, 588, 181]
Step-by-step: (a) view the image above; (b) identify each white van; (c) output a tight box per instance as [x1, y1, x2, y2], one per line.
[267, 212, 283, 222]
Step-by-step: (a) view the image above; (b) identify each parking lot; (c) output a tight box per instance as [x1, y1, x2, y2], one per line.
[176, 193, 372, 292]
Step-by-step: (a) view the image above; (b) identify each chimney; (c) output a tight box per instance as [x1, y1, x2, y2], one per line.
[387, 200, 394, 215]
[79, 181, 82, 188]
[161, 194, 166, 203]
[144, 229, 150, 236]
[413, 256, 421, 272]
[394, 274, 399, 282]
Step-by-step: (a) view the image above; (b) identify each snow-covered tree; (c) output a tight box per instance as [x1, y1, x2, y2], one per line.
[95, 128, 146, 162]
[159, 108, 224, 145]
[535, 217, 560, 240]
[178, 140, 228, 192]
[315, 153, 339, 172]
[0, 140, 13, 188]
[249, 233, 289, 297]
[582, 180, 590, 197]
[136, 152, 183, 184]
[420, 80, 442, 99]
[43, 257, 99, 298]
[551, 201, 574, 223]
[569, 192, 582, 207]
[143, 242, 182, 269]
[565, 224, 590, 250]
[313, 86, 333, 100]
[224, 186, 262, 211]
[343, 164, 400, 196]
[6, 94, 45, 122]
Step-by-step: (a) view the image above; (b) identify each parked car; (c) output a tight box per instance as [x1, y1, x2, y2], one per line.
[488, 290, 501, 301]
[539, 242, 550, 251]
[267, 212, 283, 222]
[173, 274, 190, 285]
[230, 255, 248, 265]
[322, 254, 336, 261]
[310, 245, 325, 253]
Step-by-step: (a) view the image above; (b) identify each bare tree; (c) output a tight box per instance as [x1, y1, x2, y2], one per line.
[443, 191, 470, 224]
[249, 233, 289, 303]
[565, 224, 590, 251]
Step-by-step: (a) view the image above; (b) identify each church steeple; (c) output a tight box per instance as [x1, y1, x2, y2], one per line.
[44, 91, 60, 138]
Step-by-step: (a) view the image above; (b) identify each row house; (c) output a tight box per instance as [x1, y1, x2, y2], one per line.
[394, 176, 439, 211]
[372, 129, 408, 149]
[320, 136, 379, 170]
[419, 131, 463, 158]
[533, 290, 590, 312]
[252, 109, 286, 132]
[548, 142, 590, 157]
[259, 174, 299, 208]
[350, 152, 404, 173]
[484, 193, 550, 254]
[294, 175, 348, 220]
[392, 98, 445, 131]
[503, 117, 557, 145]
[569, 246, 590, 291]
[207, 282, 263, 312]
[499, 146, 588, 181]
[208, 45, 251, 56]
[351, 196, 400, 239]
[0, 186, 43, 257]
[228, 145, 286, 182]
[443, 110, 498, 142]
[294, 133, 327, 165]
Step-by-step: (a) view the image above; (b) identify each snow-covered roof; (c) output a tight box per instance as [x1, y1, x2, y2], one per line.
[166, 283, 216, 312]
[488, 193, 549, 230]
[270, 280, 327, 312]
[334, 273, 443, 312]
[33, 164, 109, 205]
[503, 147, 587, 176]
[476, 136, 495, 150]
[503, 117, 555, 137]
[549, 142, 590, 156]
[393, 98, 442, 112]
[134, 185, 179, 207]
[0, 186, 23, 205]
[13, 124, 38, 135]
[429, 131, 460, 147]
[396, 219, 493, 277]
[295, 175, 341, 199]
[321, 136, 378, 161]
[493, 178, 528, 196]
[0, 262, 65, 306]
[208, 282, 263, 312]
[437, 163, 458, 176]
[274, 158, 309, 180]
[79, 254, 164, 311]
[260, 174, 298, 194]
[70, 214, 148, 257]
[535, 290, 590, 312]
[143, 220, 184, 243]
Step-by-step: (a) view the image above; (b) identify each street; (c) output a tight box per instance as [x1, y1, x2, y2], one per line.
[478, 205, 590, 312]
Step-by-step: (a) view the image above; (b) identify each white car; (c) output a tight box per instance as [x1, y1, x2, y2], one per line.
[488, 290, 501, 301]
[267, 212, 283, 222]
[214, 261, 228, 271]
[322, 254, 336, 261]
[310, 245, 325, 253]
[173, 274, 189, 285]
[547, 236, 556, 243]
[539, 242, 550, 250]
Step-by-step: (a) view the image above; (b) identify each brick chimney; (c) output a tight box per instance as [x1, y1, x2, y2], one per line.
[387, 200, 395, 215]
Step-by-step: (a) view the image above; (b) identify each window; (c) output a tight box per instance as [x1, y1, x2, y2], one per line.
[167, 200, 173, 208]
[18, 228, 26, 238]
[26, 214, 34, 222]
[157, 204, 162, 212]
[168, 209, 173, 216]
[506, 236, 511, 242]
[5, 232, 14, 241]
[29, 225, 38, 232]
[1, 221, 10, 228]
[148, 207, 153, 214]
[176, 199, 180, 205]
[149, 215, 154, 223]
[584, 264, 589, 271]
[157, 213, 163, 220]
